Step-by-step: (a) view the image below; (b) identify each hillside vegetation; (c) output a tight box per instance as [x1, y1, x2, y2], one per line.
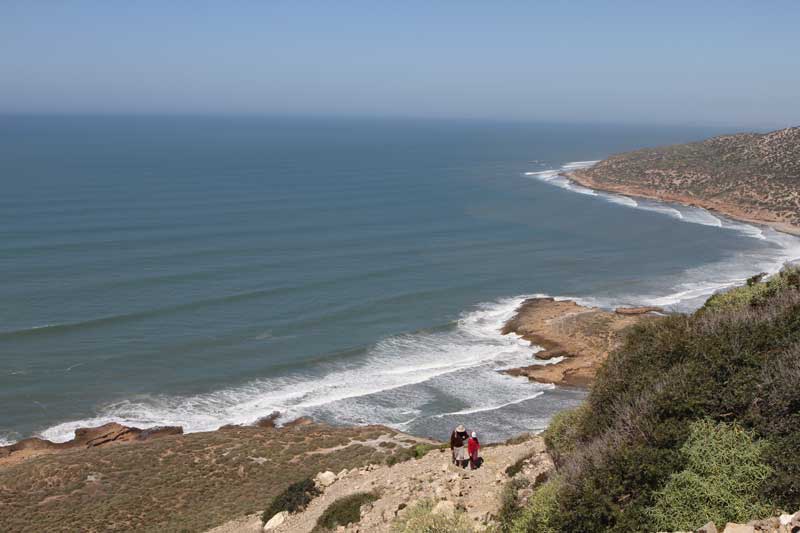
[573, 127, 800, 230]
[510, 267, 800, 532]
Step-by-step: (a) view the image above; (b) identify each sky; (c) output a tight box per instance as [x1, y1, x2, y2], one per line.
[2, 1, 799, 127]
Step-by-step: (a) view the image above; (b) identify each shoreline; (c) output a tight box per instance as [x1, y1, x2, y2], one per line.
[567, 169, 800, 237]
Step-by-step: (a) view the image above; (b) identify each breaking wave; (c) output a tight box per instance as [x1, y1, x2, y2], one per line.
[38, 295, 561, 443]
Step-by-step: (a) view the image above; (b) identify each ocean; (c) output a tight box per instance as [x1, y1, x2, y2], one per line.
[2, 116, 798, 445]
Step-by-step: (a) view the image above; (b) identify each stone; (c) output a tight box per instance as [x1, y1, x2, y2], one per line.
[697, 522, 718, 533]
[254, 411, 281, 428]
[780, 514, 795, 526]
[315, 470, 337, 487]
[431, 500, 456, 517]
[283, 416, 313, 428]
[263, 511, 287, 531]
[722, 524, 755, 533]
[748, 517, 780, 530]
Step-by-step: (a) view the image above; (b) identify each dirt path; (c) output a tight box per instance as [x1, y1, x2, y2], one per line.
[207, 436, 551, 532]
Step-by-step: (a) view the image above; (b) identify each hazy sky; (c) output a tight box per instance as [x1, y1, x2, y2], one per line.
[2, 1, 799, 127]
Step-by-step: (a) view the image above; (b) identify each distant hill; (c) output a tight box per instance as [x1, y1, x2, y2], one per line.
[570, 126, 800, 233]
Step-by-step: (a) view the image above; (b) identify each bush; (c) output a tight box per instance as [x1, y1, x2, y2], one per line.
[392, 499, 474, 533]
[314, 491, 378, 531]
[512, 266, 800, 531]
[647, 419, 774, 531]
[504, 455, 529, 478]
[261, 477, 319, 524]
[508, 478, 560, 533]
[386, 443, 443, 466]
[497, 478, 530, 532]
[701, 267, 800, 313]
[543, 404, 588, 466]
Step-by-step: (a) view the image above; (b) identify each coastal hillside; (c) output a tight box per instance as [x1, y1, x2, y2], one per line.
[0, 421, 435, 532]
[4, 273, 800, 533]
[570, 126, 800, 232]
[509, 268, 800, 532]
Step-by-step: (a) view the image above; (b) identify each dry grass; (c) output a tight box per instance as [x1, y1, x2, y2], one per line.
[0, 424, 396, 533]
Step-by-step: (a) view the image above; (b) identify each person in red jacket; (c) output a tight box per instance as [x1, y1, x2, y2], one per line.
[467, 431, 481, 469]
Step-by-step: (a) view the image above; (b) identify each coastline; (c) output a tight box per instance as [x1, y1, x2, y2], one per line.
[567, 169, 800, 237]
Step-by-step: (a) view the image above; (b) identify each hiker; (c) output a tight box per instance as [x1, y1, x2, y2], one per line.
[468, 431, 482, 469]
[450, 424, 470, 468]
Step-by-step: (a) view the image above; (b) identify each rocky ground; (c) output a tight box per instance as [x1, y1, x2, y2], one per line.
[664, 510, 800, 533]
[207, 435, 552, 533]
[502, 297, 660, 386]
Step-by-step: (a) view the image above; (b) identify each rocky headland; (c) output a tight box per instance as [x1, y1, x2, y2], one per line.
[567, 126, 800, 235]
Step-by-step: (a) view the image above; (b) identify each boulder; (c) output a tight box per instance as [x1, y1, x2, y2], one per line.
[722, 524, 755, 533]
[263, 511, 287, 531]
[748, 517, 780, 530]
[315, 470, 337, 487]
[255, 412, 281, 429]
[697, 522, 718, 533]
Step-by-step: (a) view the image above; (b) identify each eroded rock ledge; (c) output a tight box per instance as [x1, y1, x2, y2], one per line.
[502, 297, 661, 387]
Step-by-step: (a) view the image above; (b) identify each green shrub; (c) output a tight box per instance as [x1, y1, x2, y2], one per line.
[314, 491, 378, 531]
[497, 478, 530, 532]
[701, 267, 800, 313]
[543, 404, 588, 466]
[386, 443, 444, 466]
[508, 478, 560, 533]
[261, 477, 319, 524]
[392, 499, 474, 533]
[514, 266, 800, 531]
[648, 419, 773, 530]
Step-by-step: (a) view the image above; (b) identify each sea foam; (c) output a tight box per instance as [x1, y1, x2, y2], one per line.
[525, 160, 800, 310]
[38, 295, 555, 443]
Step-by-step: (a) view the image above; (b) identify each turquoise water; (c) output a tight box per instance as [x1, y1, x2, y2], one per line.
[2, 116, 796, 443]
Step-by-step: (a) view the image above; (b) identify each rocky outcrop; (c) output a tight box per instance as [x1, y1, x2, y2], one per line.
[663, 510, 800, 533]
[0, 422, 182, 465]
[502, 297, 659, 387]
